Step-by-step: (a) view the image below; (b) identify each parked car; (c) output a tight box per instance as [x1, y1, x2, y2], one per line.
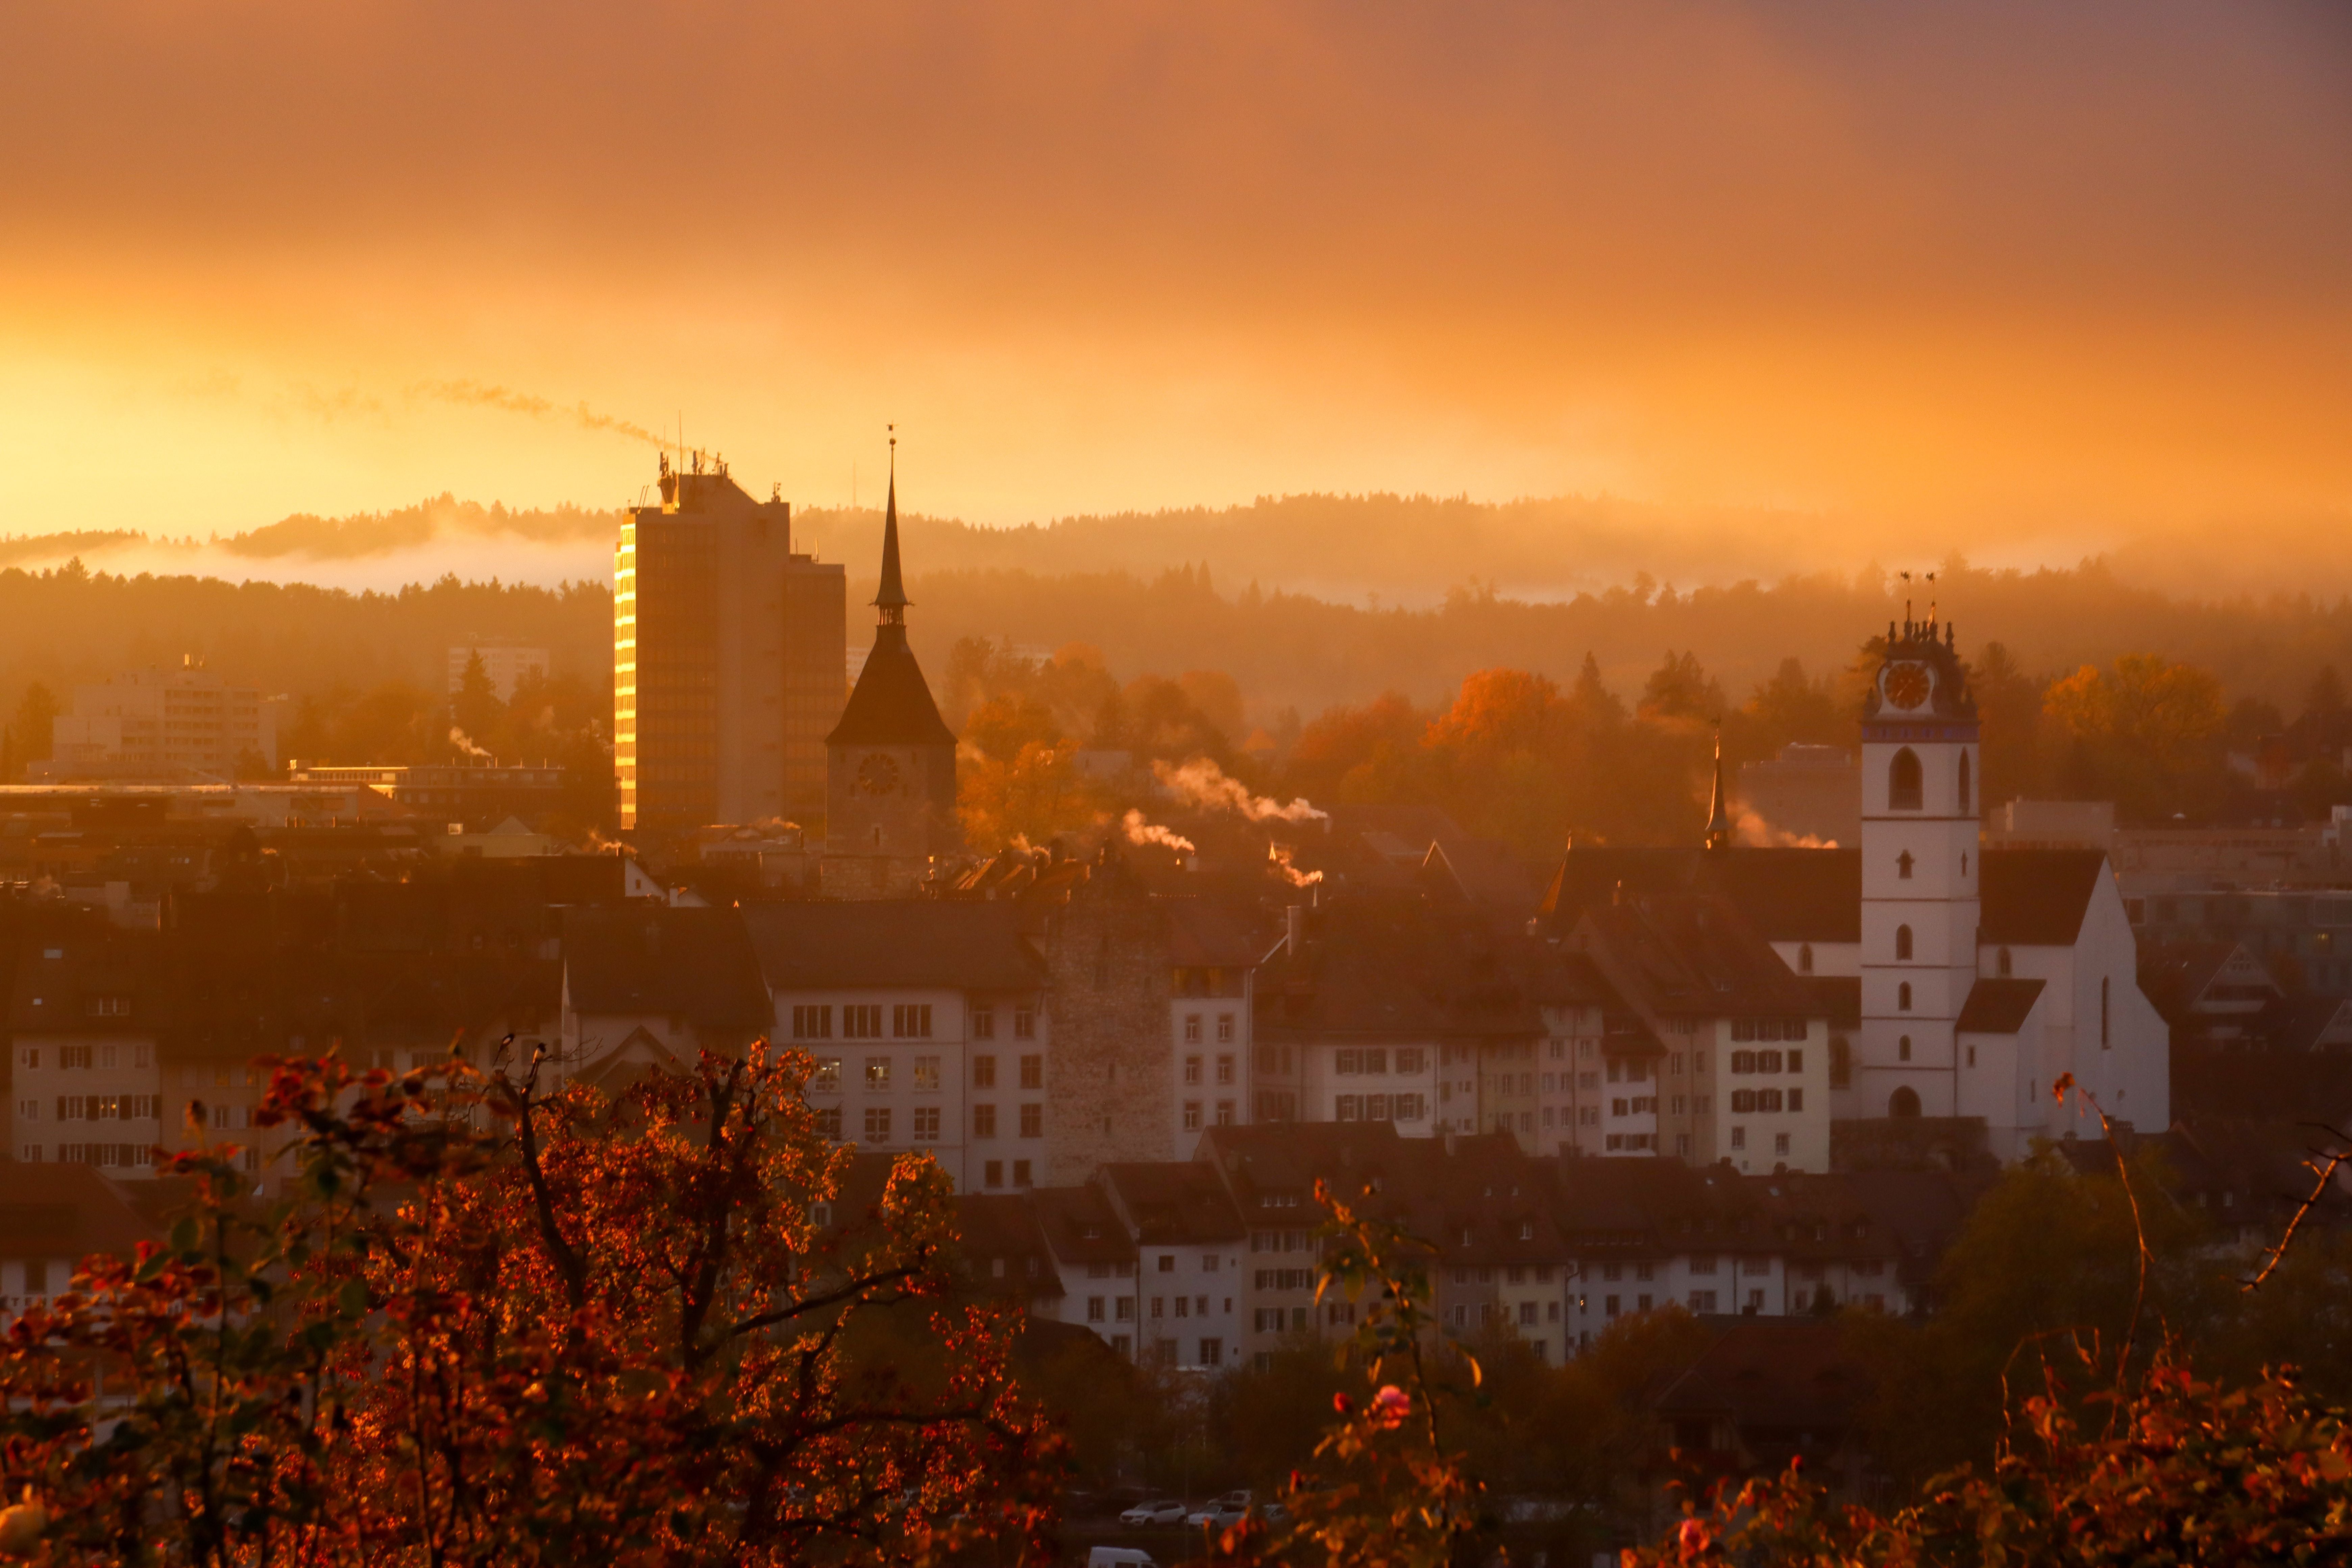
[1119, 1500, 1190, 1527]
[1088, 1550, 1158, 1568]
[1186, 1492, 1254, 1528]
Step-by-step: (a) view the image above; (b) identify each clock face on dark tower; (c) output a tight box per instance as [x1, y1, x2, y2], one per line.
[856, 754, 901, 796]
[1883, 663, 1932, 711]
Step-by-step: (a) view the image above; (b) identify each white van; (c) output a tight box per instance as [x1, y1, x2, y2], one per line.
[1088, 1550, 1157, 1568]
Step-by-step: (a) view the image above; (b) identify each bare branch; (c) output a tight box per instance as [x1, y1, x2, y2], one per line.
[2240, 1121, 2352, 1292]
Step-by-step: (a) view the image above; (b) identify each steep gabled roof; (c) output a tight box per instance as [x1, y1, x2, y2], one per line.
[740, 901, 1045, 992]
[1980, 849, 2109, 946]
[1955, 977, 2047, 1034]
[1101, 1162, 1247, 1245]
[828, 624, 955, 747]
[0, 1162, 156, 1262]
[1540, 848, 1862, 944]
[560, 907, 771, 1029]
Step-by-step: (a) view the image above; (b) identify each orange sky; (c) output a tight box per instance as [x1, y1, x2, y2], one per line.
[2, 0, 2348, 564]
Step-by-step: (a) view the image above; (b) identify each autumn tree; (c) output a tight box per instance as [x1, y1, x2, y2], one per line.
[0, 1044, 1059, 1567]
[2041, 653, 2229, 821]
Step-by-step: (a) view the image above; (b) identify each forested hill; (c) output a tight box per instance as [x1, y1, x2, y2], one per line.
[0, 565, 612, 704]
[5, 554, 2352, 735]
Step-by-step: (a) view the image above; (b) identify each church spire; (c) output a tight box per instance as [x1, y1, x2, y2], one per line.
[1702, 728, 1734, 851]
[874, 425, 909, 623]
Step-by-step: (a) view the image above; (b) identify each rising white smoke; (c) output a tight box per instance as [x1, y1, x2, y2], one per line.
[1269, 843, 1324, 887]
[1152, 758, 1328, 825]
[1735, 808, 1835, 850]
[1121, 809, 1196, 856]
[448, 727, 494, 762]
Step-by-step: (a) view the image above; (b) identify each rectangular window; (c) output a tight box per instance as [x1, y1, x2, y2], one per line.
[811, 1056, 842, 1091]
[1216, 1053, 1234, 1084]
[1013, 1159, 1033, 1187]
[972, 1007, 996, 1040]
[1184, 1014, 1202, 1042]
[984, 1159, 1003, 1188]
[1365, 1047, 1387, 1074]
[864, 1057, 891, 1091]
[816, 1106, 842, 1139]
[1216, 1100, 1234, 1127]
[911, 1105, 940, 1141]
[912, 1056, 940, 1092]
[1394, 1047, 1424, 1075]
[1217, 1014, 1235, 1043]
[863, 1106, 892, 1143]
[1019, 1103, 1043, 1138]
[1087, 1297, 1105, 1322]
[1336, 1094, 1360, 1122]
[1689, 1291, 1718, 1313]
[1019, 1054, 1043, 1089]
[1183, 1101, 1203, 1131]
[1730, 1126, 1746, 1149]
[1788, 1049, 1803, 1073]
[844, 1005, 883, 1039]
[791, 1004, 833, 1040]
[1184, 1055, 1203, 1084]
[973, 1103, 997, 1138]
[1336, 1048, 1360, 1075]
[1014, 1008, 1036, 1040]
[1788, 1088, 1804, 1111]
[1366, 1093, 1390, 1121]
[1775, 1132, 1791, 1156]
[62, 1046, 91, 1070]
[892, 1003, 933, 1039]
[973, 1054, 997, 1088]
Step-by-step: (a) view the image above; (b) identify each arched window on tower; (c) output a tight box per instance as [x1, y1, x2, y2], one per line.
[2102, 977, 2111, 1048]
[1895, 925, 1913, 961]
[1898, 982, 1912, 1011]
[1888, 748, 1923, 810]
[1998, 946, 2013, 978]
[1958, 751, 1973, 815]
[1897, 1034, 1912, 1062]
[1897, 851, 1915, 880]
[1798, 943, 1814, 975]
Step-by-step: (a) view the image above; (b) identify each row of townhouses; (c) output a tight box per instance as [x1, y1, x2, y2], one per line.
[928, 1121, 1979, 1372]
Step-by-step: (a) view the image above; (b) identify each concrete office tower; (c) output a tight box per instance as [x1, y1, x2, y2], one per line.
[615, 452, 847, 833]
[47, 658, 275, 782]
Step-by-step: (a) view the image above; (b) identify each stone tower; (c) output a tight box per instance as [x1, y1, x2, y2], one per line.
[1856, 608, 1981, 1120]
[821, 442, 960, 898]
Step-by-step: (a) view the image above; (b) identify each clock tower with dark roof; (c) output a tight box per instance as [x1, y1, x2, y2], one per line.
[821, 439, 961, 899]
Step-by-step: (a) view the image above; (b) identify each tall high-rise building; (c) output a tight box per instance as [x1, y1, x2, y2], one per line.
[615, 454, 847, 833]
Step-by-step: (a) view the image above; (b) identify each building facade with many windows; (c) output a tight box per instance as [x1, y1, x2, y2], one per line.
[615, 453, 846, 833]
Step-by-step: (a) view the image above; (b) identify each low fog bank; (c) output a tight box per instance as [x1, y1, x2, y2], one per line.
[1, 491, 2345, 609]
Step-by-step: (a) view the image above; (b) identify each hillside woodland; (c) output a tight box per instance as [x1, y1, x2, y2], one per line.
[5, 554, 2352, 851]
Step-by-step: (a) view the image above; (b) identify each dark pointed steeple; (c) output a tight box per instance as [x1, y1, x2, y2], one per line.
[874, 426, 909, 621]
[1703, 729, 1734, 851]
[829, 427, 954, 751]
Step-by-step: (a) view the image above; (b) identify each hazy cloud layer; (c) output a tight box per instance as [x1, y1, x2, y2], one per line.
[1, 1, 2347, 565]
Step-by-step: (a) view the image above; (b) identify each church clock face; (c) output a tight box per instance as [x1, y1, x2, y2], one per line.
[856, 754, 901, 796]
[1883, 662, 1933, 711]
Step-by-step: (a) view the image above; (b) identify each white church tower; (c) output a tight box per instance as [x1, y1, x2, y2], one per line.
[1857, 610, 1981, 1119]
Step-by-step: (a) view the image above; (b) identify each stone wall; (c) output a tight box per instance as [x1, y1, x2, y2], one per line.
[1043, 854, 1175, 1183]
